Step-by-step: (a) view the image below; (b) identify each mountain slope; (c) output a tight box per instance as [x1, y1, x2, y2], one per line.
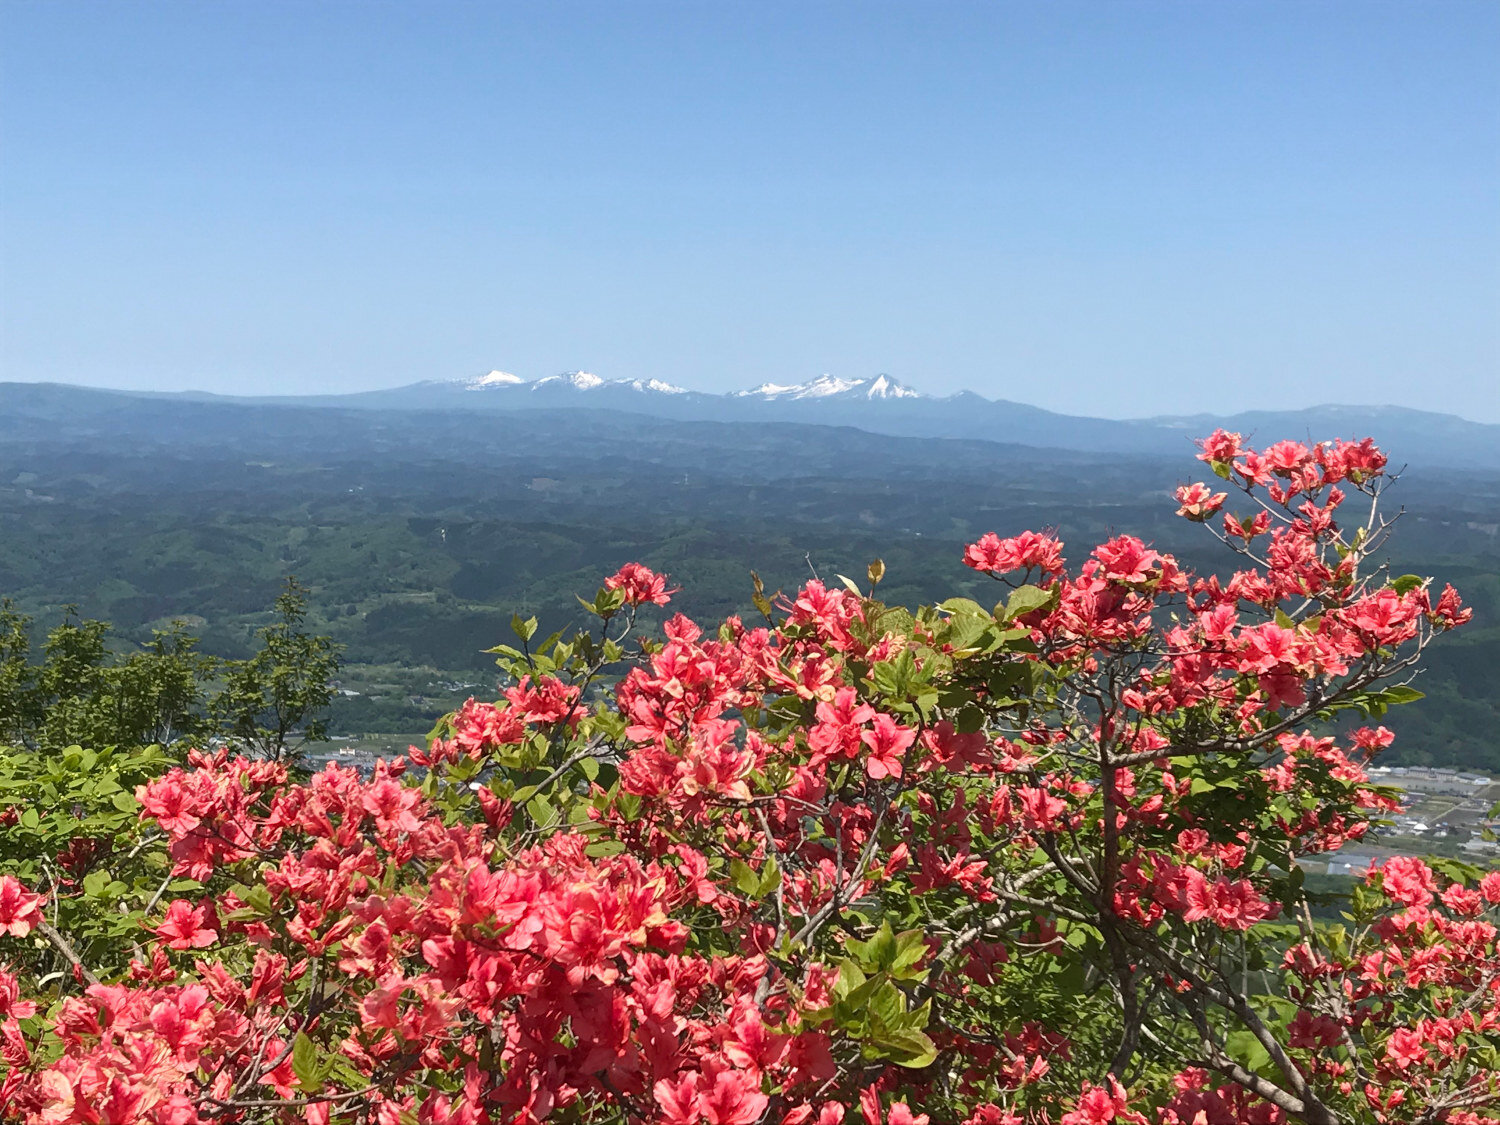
[4, 375, 1496, 470]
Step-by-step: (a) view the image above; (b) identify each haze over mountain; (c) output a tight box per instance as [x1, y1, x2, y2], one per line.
[10, 373, 1498, 472]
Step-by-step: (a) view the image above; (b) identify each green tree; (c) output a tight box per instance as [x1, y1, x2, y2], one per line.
[32, 609, 109, 749]
[0, 598, 40, 746]
[0, 585, 339, 758]
[80, 623, 218, 749]
[0, 607, 219, 752]
[212, 577, 341, 760]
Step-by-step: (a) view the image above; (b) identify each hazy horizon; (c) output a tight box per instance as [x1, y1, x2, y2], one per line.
[3, 2, 1497, 422]
[9, 369, 1499, 428]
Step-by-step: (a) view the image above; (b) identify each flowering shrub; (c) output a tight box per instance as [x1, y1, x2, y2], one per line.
[1, 432, 1495, 1125]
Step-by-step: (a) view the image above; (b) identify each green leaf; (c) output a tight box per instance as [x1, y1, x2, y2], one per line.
[525, 793, 557, 828]
[937, 598, 989, 618]
[832, 959, 867, 1002]
[1429, 855, 1485, 884]
[873, 606, 916, 638]
[867, 979, 905, 1028]
[615, 791, 641, 821]
[110, 790, 139, 813]
[883, 1028, 938, 1069]
[291, 1032, 322, 1092]
[242, 885, 274, 915]
[847, 920, 900, 972]
[944, 614, 993, 652]
[326, 1056, 370, 1091]
[1224, 1030, 1271, 1074]
[889, 929, 929, 978]
[1378, 684, 1425, 705]
[595, 587, 627, 616]
[1349, 881, 1383, 923]
[1003, 584, 1055, 621]
[511, 613, 539, 643]
[1390, 574, 1425, 595]
[750, 571, 774, 619]
[83, 869, 112, 897]
[758, 857, 782, 896]
[730, 859, 762, 896]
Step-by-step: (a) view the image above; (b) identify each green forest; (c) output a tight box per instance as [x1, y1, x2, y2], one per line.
[2, 388, 1497, 770]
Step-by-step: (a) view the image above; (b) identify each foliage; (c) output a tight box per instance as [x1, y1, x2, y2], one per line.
[0, 432, 1497, 1125]
[0, 741, 178, 984]
[211, 579, 341, 760]
[0, 601, 216, 753]
[0, 581, 341, 1017]
[0, 579, 338, 758]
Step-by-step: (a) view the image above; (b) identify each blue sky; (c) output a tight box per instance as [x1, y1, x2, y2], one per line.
[2, 1, 1496, 421]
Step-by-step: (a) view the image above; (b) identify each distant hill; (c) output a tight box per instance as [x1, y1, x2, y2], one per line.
[4, 375, 1497, 471]
[1, 377, 1496, 774]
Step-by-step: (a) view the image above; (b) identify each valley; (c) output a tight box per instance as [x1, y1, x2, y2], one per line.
[3, 379, 1497, 770]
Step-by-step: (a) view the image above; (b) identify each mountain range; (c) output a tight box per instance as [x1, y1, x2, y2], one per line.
[3, 372, 1497, 471]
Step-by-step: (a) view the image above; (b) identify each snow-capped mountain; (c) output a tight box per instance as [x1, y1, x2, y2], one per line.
[466, 370, 524, 389]
[733, 374, 923, 401]
[533, 371, 605, 391]
[140, 368, 1498, 471]
[461, 370, 687, 395]
[457, 369, 917, 401]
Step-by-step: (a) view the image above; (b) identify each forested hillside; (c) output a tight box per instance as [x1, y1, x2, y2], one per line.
[2, 386, 1496, 768]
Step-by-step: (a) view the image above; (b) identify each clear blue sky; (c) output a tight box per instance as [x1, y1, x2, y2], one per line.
[2, 1, 1496, 420]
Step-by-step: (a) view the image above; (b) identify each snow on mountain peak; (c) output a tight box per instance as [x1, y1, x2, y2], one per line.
[733, 374, 924, 401]
[735, 382, 798, 399]
[533, 371, 605, 391]
[735, 376, 859, 400]
[467, 370, 523, 389]
[800, 375, 865, 398]
[865, 374, 922, 399]
[459, 369, 918, 400]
